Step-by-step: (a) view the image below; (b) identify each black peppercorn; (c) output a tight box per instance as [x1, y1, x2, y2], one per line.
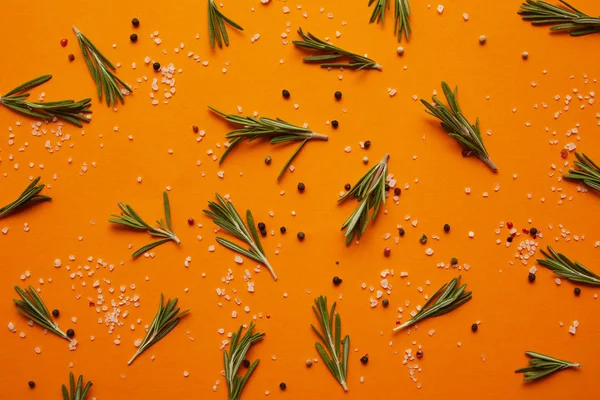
[333, 276, 342, 286]
[52, 309, 59, 317]
[574, 287, 581, 296]
[443, 224, 450, 232]
[507, 236, 513, 243]
[280, 226, 286, 234]
[360, 355, 369, 364]
[258, 222, 266, 230]
[384, 184, 390, 192]
[331, 120, 339, 128]
[66, 329, 75, 338]
[344, 183, 351, 190]
[242, 359, 250, 368]
[28, 381, 36, 389]
[382, 299, 389, 308]
[419, 234, 427, 244]
[279, 382, 287, 390]
[297, 182, 305, 192]
[528, 272, 536, 282]
[451, 257, 458, 265]
[334, 91, 342, 100]
[282, 89, 290, 98]
[130, 33, 138, 42]
[260, 229, 267, 237]
[530, 227, 538, 236]
[68, 54, 75, 62]
[398, 227, 405, 236]
[364, 140, 371, 149]
[153, 62, 161, 71]
[394, 187, 401, 196]
[132, 17, 140, 27]
[471, 323, 478, 332]
[297, 232, 305, 241]
[265, 156, 272, 165]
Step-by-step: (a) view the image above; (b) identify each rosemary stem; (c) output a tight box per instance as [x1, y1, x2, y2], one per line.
[127, 351, 141, 366]
[262, 259, 278, 281]
[482, 156, 498, 172]
[392, 320, 411, 332]
[310, 132, 329, 141]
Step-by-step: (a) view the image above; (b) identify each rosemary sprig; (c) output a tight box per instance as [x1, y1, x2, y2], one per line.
[338, 154, 389, 245]
[515, 351, 581, 382]
[518, 0, 600, 36]
[128, 294, 189, 365]
[293, 28, 382, 70]
[0, 75, 91, 127]
[62, 372, 93, 400]
[209, 106, 328, 180]
[369, 0, 412, 41]
[73, 26, 132, 107]
[537, 246, 600, 285]
[208, 0, 244, 48]
[109, 191, 180, 258]
[312, 296, 349, 392]
[563, 152, 600, 191]
[204, 193, 277, 280]
[393, 275, 472, 332]
[224, 323, 264, 400]
[0, 177, 51, 219]
[421, 82, 498, 171]
[13, 285, 71, 342]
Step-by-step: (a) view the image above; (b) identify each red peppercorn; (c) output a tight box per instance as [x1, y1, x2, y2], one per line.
[68, 54, 75, 62]
[560, 149, 568, 159]
[522, 228, 529, 234]
[188, 218, 194, 225]
[60, 38, 68, 47]
[192, 125, 199, 133]
[416, 349, 423, 359]
[384, 247, 391, 257]
[507, 222, 513, 229]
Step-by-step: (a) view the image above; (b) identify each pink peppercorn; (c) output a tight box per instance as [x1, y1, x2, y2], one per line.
[507, 222, 513, 229]
[187, 218, 194, 225]
[384, 247, 391, 257]
[60, 38, 68, 47]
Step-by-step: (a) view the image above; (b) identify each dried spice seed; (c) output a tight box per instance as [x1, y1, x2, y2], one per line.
[471, 323, 478, 332]
[66, 329, 75, 338]
[188, 218, 194, 225]
[282, 89, 290, 98]
[28, 381, 35, 389]
[130, 33, 138, 42]
[297, 232, 305, 241]
[444, 224, 450, 232]
[398, 227, 405, 236]
[280, 226, 286, 234]
[280, 382, 287, 390]
[451, 257, 458, 265]
[360, 355, 369, 364]
[153, 62, 161, 71]
[528, 273, 536, 282]
[131, 17, 140, 27]
[560, 149, 568, 159]
[334, 91, 342, 100]
[384, 247, 391, 257]
[419, 234, 427, 244]
[507, 237, 513, 243]
[68, 54, 75, 62]
[344, 183, 351, 190]
[382, 299, 389, 308]
[385, 184, 390, 192]
[297, 182, 306, 192]
[574, 287, 581, 296]
[265, 156, 272, 165]
[364, 140, 371, 149]
[192, 125, 199, 133]
[52, 309, 59, 317]
[332, 120, 339, 128]
[243, 359, 251, 368]
[416, 350, 423, 359]
[394, 187, 401, 196]
[258, 222, 266, 231]
[60, 38, 68, 47]
[333, 276, 342, 286]
[530, 227, 538, 236]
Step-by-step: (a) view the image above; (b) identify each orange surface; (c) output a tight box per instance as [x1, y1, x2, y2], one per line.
[1, 0, 600, 399]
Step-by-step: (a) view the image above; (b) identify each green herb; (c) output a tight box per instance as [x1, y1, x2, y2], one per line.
[518, 0, 600, 36]
[421, 82, 498, 171]
[515, 351, 581, 381]
[0, 75, 91, 127]
[312, 296, 349, 392]
[109, 191, 180, 258]
[128, 294, 189, 365]
[293, 28, 382, 70]
[338, 154, 389, 245]
[73, 26, 133, 107]
[208, 106, 328, 180]
[369, 0, 411, 41]
[393, 275, 472, 332]
[537, 246, 600, 285]
[208, 0, 244, 48]
[62, 372, 93, 400]
[204, 193, 277, 280]
[224, 322, 264, 400]
[563, 152, 600, 191]
[0, 177, 51, 219]
[13, 285, 71, 342]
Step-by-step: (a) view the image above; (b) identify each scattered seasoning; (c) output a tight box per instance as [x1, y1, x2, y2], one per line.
[66, 329, 75, 338]
[394, 187, 401, 196]
[297, 182, 305, 192]
[451, 257, 458, 266]
[384, 184, 390, 192]
[416, 349, 423, 359]
[528, 273, 536, 282]
[479, 35, 487, 44]
[507, 236, 513, 243]
[52, 309, 59, 317]
[132, 17, 140, 27]
[397, 46, 404, 55]
[282, 89, 290, 98]
[130, 33, 138, 43]
[60, 38, 68, 47]
[28, 381, 35, 389]
[360, 355, 369, 364]
[187, 218, 195, 226]
[334, 91, 342, 100]
[243, 359, 251, 368]
[153, 62, 161, 71]
[384, 247, 391, 257]
[398, 227, 405, 236]
[297, 232, 305, 241]
[258, 222, 266, 231]
[333, 276, 342, 286]
[560, 149, 568, 159]
[192, 125, 199, 133]
[279, 382, 287, 390]
[332, 120, 339, 128]
[419, 234, 427, 244]
[522, 51, 529, 60]
[280, 226, 286, 234]
[68, 54, 75, 62]
[344, 183, 351, 191]
[444, 224, 451, 232]
[530, 227, 538, 236]
[265, 156, 272, 165]
[471, 323, 478, 332]
[574, 288, 581, 296]
[382, 299, 389, 308]
[306, 359, 313, 368]
[364, 140, 371, 149]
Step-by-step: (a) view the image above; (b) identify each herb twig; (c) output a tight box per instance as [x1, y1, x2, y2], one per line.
[515, 351, 581, 382]
[338, 154, 389, 245]
[312, 296, 350, 392]
[369, 0, 411, 41]
[518, 0, 600, 36]
[0, 75, 92, 127]
[0, 177, 51, 219]
[563, 152, 600, 191]
[73, 26, 132, 107]
[109, 191, 180, 258]
[537, 246, 600, 285]
[293, 28, 382, 70]
[393, 275, 472, 332]
[209, 106, 328, 180]
[208, 0, 244, 48]
[128, 294, 189, 365]
[204, 193, 277, 280]
[62, 372, 93, 400]
[13, 285, 71, 342]
[421, 82, 498, 171]
[224, 323, 264, 400]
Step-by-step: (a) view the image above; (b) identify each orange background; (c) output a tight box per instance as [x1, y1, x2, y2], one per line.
[1, 0, 600, 399]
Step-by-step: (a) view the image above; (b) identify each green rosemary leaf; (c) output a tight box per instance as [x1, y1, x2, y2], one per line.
[421, 82, 497, 171]
[518, 0, 600, 36]
[515, 351, 581, 381]
[1, 75, 92, 127]
[393, 275, 472, 332]
[537, 246, 600, 285]
[128, 294, 188, 365]
[224, 323, 264, 400]
[208, 0, 243, 48]
[339, 154, 389, 245]
[563, 152, 600, 192]
[61, 372, 92, 400]
[109, 192, 180, 258]
[209, 107, 328, 180]
[73, 26, 132, 107]
[0, 177, 51, 219]
[293, 28, 382, 70]
[205, 194, 277, 280]
[368, 0, 412, 41]
[13, 286, 71, 341]
[312, 296, 349, 392]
